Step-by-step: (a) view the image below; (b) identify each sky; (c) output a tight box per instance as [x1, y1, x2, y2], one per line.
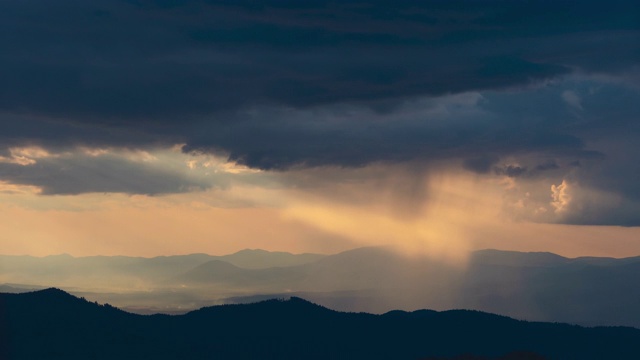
[1, 0, 639, 258]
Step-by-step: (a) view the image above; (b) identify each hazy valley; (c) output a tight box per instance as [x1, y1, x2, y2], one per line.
[2, 247, 639, 328]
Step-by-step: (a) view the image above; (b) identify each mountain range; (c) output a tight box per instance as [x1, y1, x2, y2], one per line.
[2, 247, 640, 327]
[2, 288, 640, 360]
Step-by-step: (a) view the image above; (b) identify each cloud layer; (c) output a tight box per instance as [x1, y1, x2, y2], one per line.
[1, 0, 639, 226]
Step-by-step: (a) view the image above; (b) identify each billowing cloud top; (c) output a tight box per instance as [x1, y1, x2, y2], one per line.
[1, 0, 639, 225]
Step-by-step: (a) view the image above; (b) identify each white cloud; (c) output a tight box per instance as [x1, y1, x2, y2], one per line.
[0, 146, 55, 166]
[551, 180, 571, 213]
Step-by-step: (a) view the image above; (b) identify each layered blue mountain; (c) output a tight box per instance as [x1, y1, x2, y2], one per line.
[2, 247, 640, 327]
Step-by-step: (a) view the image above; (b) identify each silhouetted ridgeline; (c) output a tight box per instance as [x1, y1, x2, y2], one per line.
[1, 289, 640, 359]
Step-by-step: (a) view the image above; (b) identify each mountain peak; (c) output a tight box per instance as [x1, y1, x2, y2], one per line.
[33, 287, 73, 297]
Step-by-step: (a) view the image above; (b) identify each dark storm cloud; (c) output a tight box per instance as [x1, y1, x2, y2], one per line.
[494, 165, 527, 178]
[0, 115, 177, 151]
[0, 0, 637, 123]
[463, 156, 500, 174]
[1, 0, 637, 155]
[182, 82, 616, 170]
[1, 0, 640, 227]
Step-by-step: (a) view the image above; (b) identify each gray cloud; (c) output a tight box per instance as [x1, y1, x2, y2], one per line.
[494, 165, 527, 178]
[0, 153, 211, 195]
[183, 81, 618, 170]
[463, 156, 500, 174]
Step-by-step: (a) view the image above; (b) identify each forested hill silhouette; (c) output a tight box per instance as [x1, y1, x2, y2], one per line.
[2, 289, 640, 359]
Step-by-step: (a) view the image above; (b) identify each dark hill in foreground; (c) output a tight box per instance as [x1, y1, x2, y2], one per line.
[1, 289, 640, 360]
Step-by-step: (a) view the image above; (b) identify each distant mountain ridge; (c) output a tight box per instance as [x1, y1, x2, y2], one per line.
[471, 249, 640, 267]
[0, 249, 326, 287]
[470, 250, 568, 267]
[3, 247, 640, 327]
[2, 288, 640, 360]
